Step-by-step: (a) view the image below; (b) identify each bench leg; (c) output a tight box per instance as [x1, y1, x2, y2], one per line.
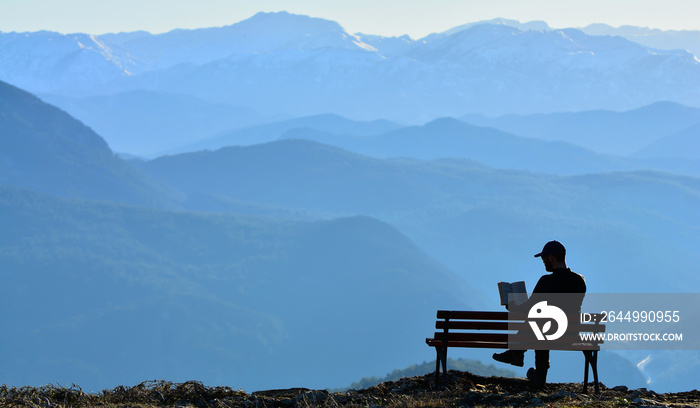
[434, 346, 448, 389]
[582, 350, 601, 395]
[582, 350, 590, 394]
[591, 350, 600, 395]
[441, 347, 448, 387]
[434, 347, 441, 386]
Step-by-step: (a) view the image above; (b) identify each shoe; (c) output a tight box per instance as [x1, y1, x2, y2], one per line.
[527, 367, 547, 388]
[492, 350, 524, 367]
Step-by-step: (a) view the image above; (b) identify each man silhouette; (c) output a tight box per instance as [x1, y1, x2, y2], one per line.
[492, 240, 586, 387]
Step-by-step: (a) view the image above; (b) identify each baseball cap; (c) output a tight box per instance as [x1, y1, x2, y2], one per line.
[534, 240, 566, 258]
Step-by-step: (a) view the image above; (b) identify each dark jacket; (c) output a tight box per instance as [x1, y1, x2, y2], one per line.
[518, 268, 587, 316]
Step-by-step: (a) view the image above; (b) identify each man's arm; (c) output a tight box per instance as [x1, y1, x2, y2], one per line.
[509, 275, 550, 313]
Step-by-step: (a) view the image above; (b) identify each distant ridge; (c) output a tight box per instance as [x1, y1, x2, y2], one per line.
[633, 122, 700, 161]
[581, 23, 700, 57]
[279, 116, 700, 177]
[166, 113, 402, 155]
[41, 90, 265, 156]
[461, 101, 700, 157]
[0, 80, 179, 207]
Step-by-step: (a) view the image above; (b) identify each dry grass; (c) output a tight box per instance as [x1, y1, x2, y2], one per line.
[2, 372, 699, 408]
[0, 380, 246, 408]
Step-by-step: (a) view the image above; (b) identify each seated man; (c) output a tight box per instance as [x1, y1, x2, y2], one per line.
[492, 240, 586, 387]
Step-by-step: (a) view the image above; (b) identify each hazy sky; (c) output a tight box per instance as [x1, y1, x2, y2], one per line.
[1, 0, 698, 37]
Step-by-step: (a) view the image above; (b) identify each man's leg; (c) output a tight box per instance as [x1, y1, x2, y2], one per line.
[527, 350, 549, 387]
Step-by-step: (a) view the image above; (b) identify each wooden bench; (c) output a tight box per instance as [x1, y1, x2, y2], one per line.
[426, 310, 606, 394]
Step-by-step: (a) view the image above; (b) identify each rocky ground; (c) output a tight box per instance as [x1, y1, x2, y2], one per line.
[2, 371, 699, 407]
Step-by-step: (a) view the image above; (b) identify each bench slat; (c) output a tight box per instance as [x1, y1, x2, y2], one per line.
[436, 311, 607, 324]
[432, 332, 509, 342]
[429, 333, 603, 346]
[427, 339, 509, 349]
[437, 310, 508, 320]
[436, 321, 513, 331]
[435, 320, 605, 334]
[426, 338, 601, 350]
[578, 324, 606, 333]
[435, 321, 605, 333]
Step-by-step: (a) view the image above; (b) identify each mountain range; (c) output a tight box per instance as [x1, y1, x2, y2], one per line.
[2, 11, 699, 126]
[134, 137, 700, 294]
[33, 89, 699, 171]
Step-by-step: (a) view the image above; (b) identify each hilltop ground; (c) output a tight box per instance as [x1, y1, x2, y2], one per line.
[2, 371, 699, 408]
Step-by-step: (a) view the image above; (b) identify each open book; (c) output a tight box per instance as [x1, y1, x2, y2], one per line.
[497, 281, 528, 306]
